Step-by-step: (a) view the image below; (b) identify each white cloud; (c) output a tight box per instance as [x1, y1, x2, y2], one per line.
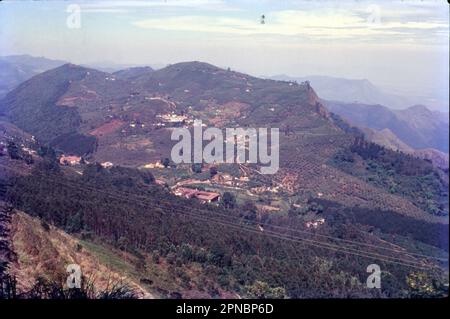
[81, 0, 237, 11]
[131, 8, 447, 42]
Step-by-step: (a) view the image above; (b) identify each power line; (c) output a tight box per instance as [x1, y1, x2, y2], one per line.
[0, 163, 446, 269]
[0, 163, 443, 268]
[19, 165, 446, 262]
[28, 182, 431, 270]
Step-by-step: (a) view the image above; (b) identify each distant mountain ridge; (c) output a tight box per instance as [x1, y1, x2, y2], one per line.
[0, 61, 329, 163]
[363, 128, 415, 153]
[1, 61, 447, 222]
[269, 74, 447, 111]
[0, 55, 163, 99]
[363, 127, 449, 169]
[324, 101, 449, 153]
[1, 57, 449, 300]
[0, 60, 326, 128]
[0, 55, 66, 98]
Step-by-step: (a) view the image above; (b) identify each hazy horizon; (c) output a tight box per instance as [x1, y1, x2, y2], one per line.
[1, 0, 448, 108]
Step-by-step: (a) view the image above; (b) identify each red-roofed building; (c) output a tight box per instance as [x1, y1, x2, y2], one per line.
[174, 187, 220, 203]
[195, 191, 220, 203]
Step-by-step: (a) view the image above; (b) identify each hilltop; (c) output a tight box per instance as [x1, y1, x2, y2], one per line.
[0, 61, 448, 221]
[0, 61, 448, 298]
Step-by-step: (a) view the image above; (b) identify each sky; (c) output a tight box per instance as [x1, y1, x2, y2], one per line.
[0, 0, 448, 107]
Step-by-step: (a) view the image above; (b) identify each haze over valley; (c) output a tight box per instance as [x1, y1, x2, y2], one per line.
[0, 1, 448, 300]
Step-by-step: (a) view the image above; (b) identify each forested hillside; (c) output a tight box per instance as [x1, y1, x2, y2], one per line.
[0, 61, 448, 299]
[1, 155, 447, 298]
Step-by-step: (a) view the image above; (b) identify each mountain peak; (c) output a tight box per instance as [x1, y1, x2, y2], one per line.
[40, 63, 108, 80]
[166, 61, 222, 72]
[57, 63, 95, 72]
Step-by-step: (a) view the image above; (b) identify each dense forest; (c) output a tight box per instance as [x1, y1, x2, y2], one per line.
[333, 137, 449, 216]
[49, 132, 97, 156]
[1, 153, 447, 298]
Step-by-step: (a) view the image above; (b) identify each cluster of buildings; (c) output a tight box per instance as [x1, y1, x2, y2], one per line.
[305, 218, 325, 229]
[156, 112, 193, 127]
[250, 185, 280, 194]
[143, 161, 165, 169]
[21, 147, 36, 156]
[211, 173, 249, 187]
[0, 137, 37, 157]
[59, 155, 113, 169]
[173, 187, 220, 204]
[129, 121, 145, 129]
[59, 155, 82, 166]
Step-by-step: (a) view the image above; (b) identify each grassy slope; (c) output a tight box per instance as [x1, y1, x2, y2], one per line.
[9, 211, 154, 298]
[8, 210, 237, 299]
